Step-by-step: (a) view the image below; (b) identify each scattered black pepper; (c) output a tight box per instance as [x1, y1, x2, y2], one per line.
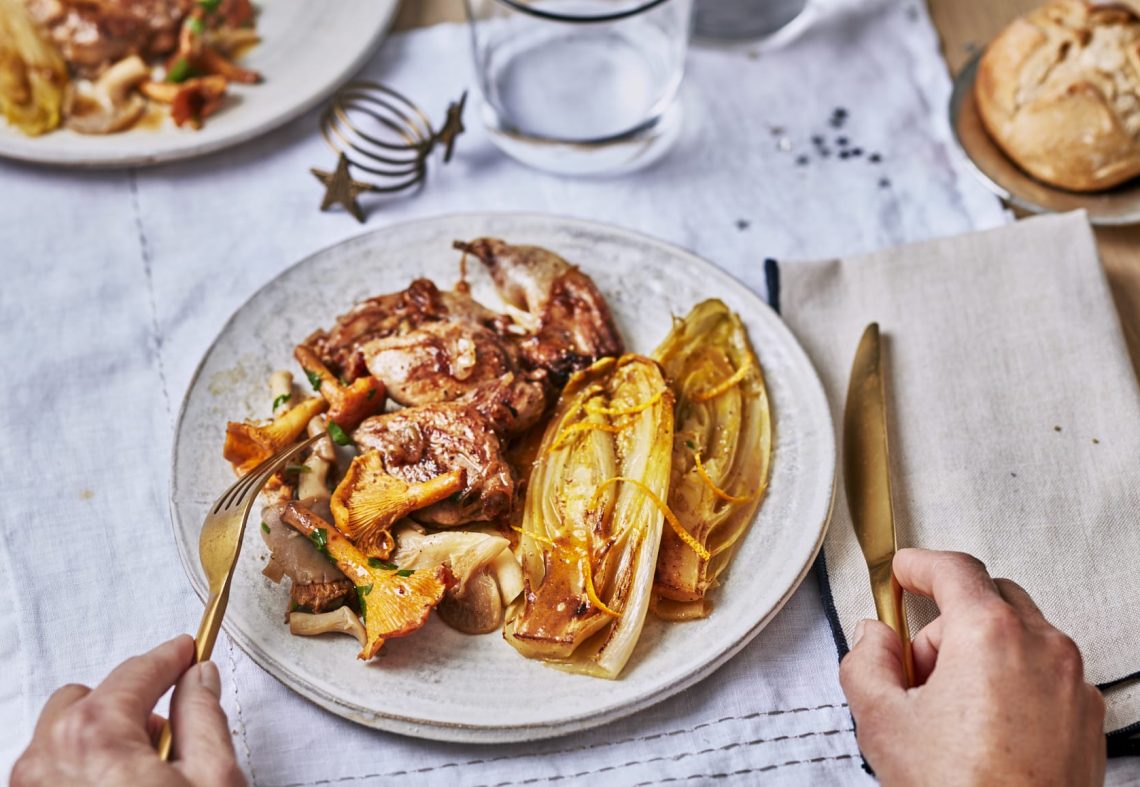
[833, 107, 847, 118]
[819, 147, 831, 157]
[735, 219, 751, 231]
[869, 153, 882, 163]
[769, 125, 785, 136]
[795, 155, 809, 166]
[1054, 425, 1062, 432]
[1093, 438, 1100, 444]
[839, 150, 851, 159]
[1011, 472, 1017, 478]
[878, 177, 891, 188]
[851, 147, 863, 157]
[836, 136, 849, 147]
[811, 134, 824, 145]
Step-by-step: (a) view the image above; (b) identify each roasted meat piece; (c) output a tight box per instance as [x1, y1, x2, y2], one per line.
[353, 403, 514, 527]
[455, 238, 624, 384]
[23, 0, 194, 77]
[360, 320, 547, 435]
[306, 278, 510, 382]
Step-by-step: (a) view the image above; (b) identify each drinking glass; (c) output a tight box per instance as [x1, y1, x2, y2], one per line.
[464, 0, 694, 175]
[693, 0, 807, 40]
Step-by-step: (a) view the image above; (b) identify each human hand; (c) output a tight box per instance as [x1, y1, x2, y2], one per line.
[12, 634, 244, 787]
[839, 548, 1105, 787]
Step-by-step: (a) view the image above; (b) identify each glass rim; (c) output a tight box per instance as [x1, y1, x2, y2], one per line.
[491, 0, 674, 23]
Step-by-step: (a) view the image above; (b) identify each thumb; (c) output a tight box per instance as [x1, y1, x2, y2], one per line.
[170, 662, 244, 786]
[839, 619, 907, 725]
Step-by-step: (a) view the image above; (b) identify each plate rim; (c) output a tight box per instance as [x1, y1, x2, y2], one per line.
[0, 1, 399, 169]
[948, 50, 1140, 227]
[168, 211, 837, 742]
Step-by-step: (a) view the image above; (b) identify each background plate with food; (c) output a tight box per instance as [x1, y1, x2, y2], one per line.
[0, 0, 398, 167]
[170, 213, 835, 743]
[949, 0, 1140, 226]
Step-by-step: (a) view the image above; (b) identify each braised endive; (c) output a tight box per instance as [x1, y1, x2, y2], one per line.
[652, 299, 771, 620]
[505, 355, 674, 678]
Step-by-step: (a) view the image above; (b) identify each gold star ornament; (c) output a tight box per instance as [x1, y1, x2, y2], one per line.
[311, 153, 375, 223]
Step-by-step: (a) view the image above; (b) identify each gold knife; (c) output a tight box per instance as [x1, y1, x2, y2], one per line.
[843, 322, 915, 687]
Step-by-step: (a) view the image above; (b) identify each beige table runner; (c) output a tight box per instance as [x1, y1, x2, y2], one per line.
[777, 211, 1140, 737]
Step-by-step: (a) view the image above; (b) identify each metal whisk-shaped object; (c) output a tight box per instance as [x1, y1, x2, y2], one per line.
[310, 82, 466, 222]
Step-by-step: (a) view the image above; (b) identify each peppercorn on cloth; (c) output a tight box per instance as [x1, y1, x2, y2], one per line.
[775, 210, 1140, 740]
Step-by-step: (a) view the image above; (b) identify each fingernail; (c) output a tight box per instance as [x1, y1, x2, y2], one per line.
[852, 619, 868, 647]
[198, 661, 222, 698]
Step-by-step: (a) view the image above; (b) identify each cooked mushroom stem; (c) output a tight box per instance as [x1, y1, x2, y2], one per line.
[270, 370, 294, 416]
[299, 415, 334, 500]
[96, 55, 149, 104]
[289, 608, 365, 646]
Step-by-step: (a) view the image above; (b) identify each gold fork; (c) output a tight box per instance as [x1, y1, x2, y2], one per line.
[157, 432, 324, 760]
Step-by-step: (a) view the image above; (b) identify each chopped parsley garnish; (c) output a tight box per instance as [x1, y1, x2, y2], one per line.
[285, 463, 311, 474]
[356, 584, 373, 621]
[260, 521, 270, 534]
[272, 393, 290, 410]
[366, 388, 376, 400]
[368, 558, 397, 570]
[290, 602, 302, 612]
[327, 421, 351, 446]
[197, 0, 222, 11]
[395, 569, 414, 578]
[305, 370, 322, 390]
[166, 57, 192, 84]
[685, 440, 695, 450]
[309, 527, 329, 556]
[187, 16, 205, 35]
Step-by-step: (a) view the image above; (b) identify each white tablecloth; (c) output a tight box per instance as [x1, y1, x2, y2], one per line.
[3, 0, 1134, 783]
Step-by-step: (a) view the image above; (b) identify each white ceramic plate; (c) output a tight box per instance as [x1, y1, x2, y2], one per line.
[170, 213, 836, 743]
[0, 0, 398, 168]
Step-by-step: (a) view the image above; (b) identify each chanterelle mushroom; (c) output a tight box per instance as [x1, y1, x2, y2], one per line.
[66, 55, 150, 135]
[330, 452, 465, 559]
[281, 502, 453, 660]
[223, 395, 327, 475]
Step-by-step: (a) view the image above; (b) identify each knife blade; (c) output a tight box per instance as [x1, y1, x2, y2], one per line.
[843, 322, 915, 686]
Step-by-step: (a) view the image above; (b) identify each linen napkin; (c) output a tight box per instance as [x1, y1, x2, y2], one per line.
[774, 210, 1140, 739]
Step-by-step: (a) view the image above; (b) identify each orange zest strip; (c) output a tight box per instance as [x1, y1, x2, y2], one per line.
[693, 451, 754, 504]
[590, 477, 711, 561]
[582, 557, 621, 618]
[584, 388, 664, 418]
[548, 421, 620, 453]
[692, 359, 753, 402]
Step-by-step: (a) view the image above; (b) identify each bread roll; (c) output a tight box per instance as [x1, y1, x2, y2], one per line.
[975, 1, 1140, 192]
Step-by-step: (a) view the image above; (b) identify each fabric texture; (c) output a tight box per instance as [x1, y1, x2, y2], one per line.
[4, 0, 1138, 783]
[777, 211, 1140, 737]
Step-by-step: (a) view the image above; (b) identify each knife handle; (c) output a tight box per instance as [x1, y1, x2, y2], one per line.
[869, 563, 916, 688]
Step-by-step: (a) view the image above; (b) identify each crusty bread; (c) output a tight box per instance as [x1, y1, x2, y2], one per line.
[975, 0, 1140, 192]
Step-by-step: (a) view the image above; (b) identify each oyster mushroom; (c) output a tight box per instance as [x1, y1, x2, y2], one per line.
[289, 607, 365, 646]
[66, 55, 149, 135]
[391, 525, 524, 634]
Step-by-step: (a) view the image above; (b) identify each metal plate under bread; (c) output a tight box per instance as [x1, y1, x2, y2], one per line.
[950, 52, 1140, 226]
